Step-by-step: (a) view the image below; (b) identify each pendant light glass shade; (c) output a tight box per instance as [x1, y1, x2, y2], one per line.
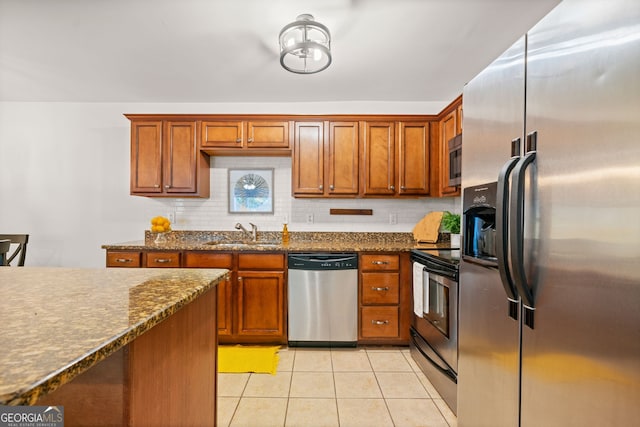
[279, 14, 331, 74]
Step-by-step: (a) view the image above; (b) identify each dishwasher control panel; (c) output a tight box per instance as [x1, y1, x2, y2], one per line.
[288, 253, 358, 270]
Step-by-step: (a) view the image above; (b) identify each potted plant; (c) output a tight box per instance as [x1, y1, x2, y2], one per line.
[441, 211, 461, 247]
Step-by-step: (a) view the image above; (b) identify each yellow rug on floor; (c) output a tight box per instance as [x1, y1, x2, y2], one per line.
[218, 345, 280, 375]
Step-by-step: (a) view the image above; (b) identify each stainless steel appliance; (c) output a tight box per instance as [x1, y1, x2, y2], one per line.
[410, 249, 460, 413]
[458, 0, 640, 425]
[287, 253, 358, 347]
[447, 134, 462, 187]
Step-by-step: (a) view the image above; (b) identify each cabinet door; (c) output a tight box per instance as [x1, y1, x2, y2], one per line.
[201, 121, 244, 148]
[247, 121, 290, 149]
[327, 121, 359, 195]
[131, 121, 163, 194]
[183, 252, 234, 337]
[236, 271, 285, 338]
[163, 121, 198, 194]
[398, 121, 430, 195]
[438, 110, 460, 196]
[362, 122, 396, 195]
[293, 122, 325, 195]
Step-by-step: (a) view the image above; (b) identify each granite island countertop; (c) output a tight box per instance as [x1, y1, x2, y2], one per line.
[0, 267, 228, 405]
[102, 231, 456, 252]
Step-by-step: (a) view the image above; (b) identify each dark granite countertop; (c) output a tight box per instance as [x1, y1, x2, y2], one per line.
[102, 231, 455, 252]
[0, 267, 227, 406]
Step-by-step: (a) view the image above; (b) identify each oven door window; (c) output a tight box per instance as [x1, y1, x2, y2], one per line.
[424, 272, 450, 337]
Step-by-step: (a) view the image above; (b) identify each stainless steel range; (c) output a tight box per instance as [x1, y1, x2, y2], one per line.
[410, 248, 460, 414]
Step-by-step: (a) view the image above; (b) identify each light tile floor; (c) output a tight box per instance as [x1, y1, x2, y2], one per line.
[218, 347, 457, 427]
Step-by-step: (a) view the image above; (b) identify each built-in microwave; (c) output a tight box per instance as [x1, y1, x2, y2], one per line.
[448, 134, 462, 187]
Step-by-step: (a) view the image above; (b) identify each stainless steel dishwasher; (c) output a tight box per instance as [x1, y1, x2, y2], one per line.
[287, 253, 358, 347]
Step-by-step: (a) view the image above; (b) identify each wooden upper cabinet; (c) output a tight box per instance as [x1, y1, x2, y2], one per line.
[130, 120, 209, 197]
[361, 121, 396, 196]
[200, 120, 290, 154]
[397, 121, 430, 195]
[293, 122, 325, 196]
[436, 101, 461, 197]
[293, 121, 359, 197]
[327, 121, 359, 195]
[131, 121, 163, 193]
[200, 121, 243, 148]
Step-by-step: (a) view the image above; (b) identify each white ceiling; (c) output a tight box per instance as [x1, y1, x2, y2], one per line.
[0, 0, 561, 104]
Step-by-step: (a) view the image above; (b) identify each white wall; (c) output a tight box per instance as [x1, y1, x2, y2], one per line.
[0, 102, 460, 268]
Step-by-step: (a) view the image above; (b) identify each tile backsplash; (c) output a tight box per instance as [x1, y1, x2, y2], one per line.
[147, 157, 460, 232]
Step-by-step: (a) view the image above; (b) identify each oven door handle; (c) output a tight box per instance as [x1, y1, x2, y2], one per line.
[410, 329, 457, 383]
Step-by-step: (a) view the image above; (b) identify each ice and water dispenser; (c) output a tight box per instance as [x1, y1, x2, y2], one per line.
[463, 182, 498, 265]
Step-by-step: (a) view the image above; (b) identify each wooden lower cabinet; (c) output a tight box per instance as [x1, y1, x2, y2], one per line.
[107, 248, 411, 346]
[106, 251, 142, 267]
[358, 252, 411, 345]
[183, 251, 287, 344]
[183, 252, 234, 337]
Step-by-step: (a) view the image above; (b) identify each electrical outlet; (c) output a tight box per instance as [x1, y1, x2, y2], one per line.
[306, 213, 314, 224]
[389, 213, 397, 225]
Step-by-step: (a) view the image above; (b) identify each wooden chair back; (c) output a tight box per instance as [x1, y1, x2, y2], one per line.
[0, 234, 29, 266]
[0, 240, 10, 266]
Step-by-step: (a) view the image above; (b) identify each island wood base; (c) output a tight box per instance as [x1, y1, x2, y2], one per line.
[37, 287, 217, 426]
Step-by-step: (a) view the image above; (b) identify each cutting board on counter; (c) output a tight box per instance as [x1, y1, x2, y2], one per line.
[413, 211, 443, 243]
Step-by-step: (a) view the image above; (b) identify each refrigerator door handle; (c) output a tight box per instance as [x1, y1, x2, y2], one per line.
[509, 145, 537, 309]
[496, 152, 520, 301]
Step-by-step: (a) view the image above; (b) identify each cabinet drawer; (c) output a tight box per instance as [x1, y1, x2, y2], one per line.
[360, 254, 399, 271]
[145, 251, 181, 267]
[106, 251, 142, 267]
[360, 307, 400, 338]
[183, 252, 233, 268]
[238, 253, 285, 270]
[361, 272, 400, 304]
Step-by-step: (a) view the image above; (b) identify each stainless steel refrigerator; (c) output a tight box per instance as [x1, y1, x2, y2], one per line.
[458, 0, 640, 425]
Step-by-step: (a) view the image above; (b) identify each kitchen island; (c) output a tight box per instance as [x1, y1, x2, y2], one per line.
[0, 267, 227, 426]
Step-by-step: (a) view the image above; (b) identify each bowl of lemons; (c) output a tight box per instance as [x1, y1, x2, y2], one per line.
[151, 216, 171, 243]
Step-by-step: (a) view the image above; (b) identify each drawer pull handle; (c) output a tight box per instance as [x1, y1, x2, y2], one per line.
[115, 258, 133, 263]
[372, 261, 389, 265]
[371, 320, 389, 325]
[155, 258, 172, 263]
[371, 286, 390, 291]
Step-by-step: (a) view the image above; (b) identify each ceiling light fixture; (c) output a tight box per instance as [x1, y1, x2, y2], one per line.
[279, 14, 331, 74]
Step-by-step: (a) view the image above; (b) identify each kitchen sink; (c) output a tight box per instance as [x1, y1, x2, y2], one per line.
[204, 240, 281, 248]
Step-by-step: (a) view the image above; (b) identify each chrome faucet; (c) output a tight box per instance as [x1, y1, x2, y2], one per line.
[235, 222, 258, 241]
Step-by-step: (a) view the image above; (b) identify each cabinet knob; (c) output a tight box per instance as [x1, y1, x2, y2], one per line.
[389, 185, 395, 191]
[164, 185, 171, 189]
[236, 138, 242, 143]
[319, 185, 323, 190]
[247, 138, 254, 143]
[238, 276, 243, 283]
[371, 320, 389, 325]
[372, 260, 389, 265]
[329, 184, 334, 190]
[154, 184, 160, 188]
[400, 186, 406, 191]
